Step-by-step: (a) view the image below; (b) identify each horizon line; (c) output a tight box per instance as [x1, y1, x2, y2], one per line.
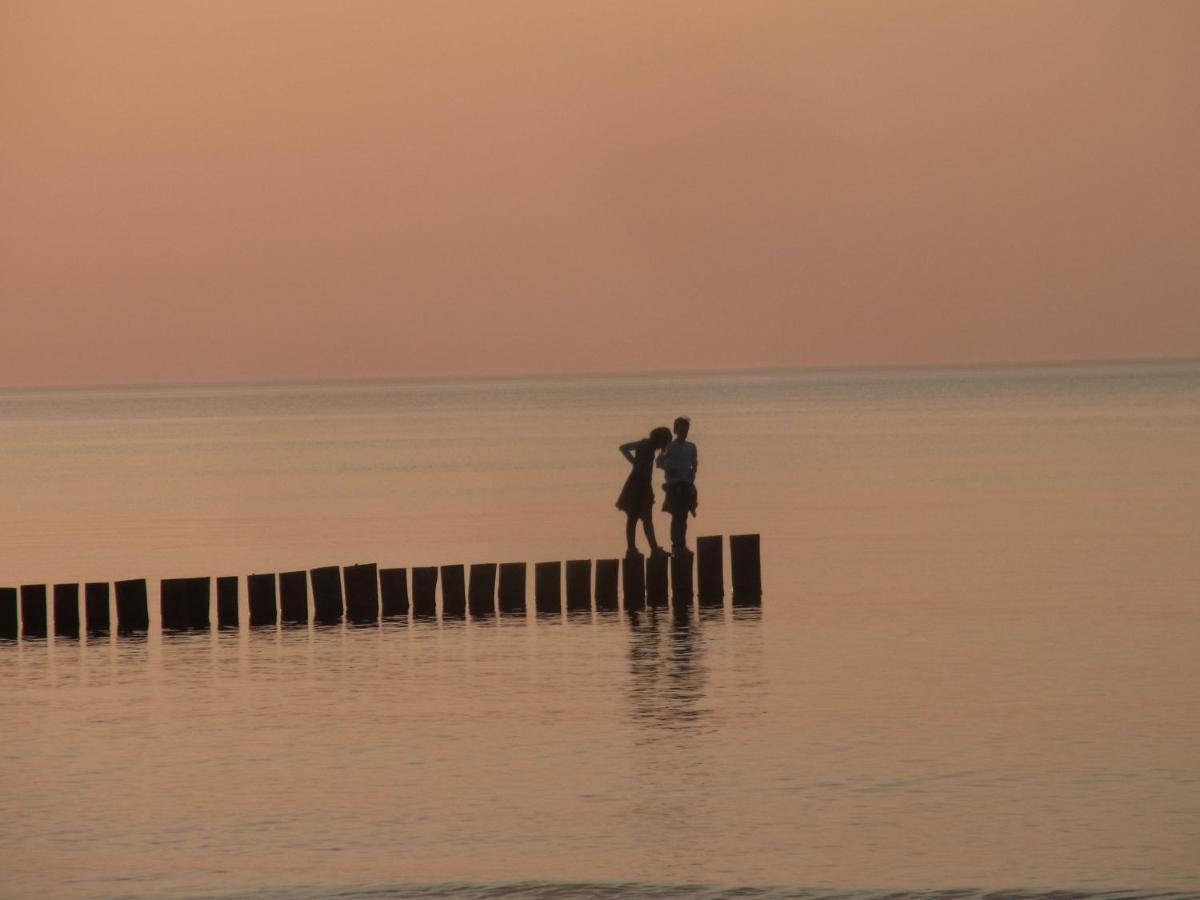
[1, 351, 1197, 394]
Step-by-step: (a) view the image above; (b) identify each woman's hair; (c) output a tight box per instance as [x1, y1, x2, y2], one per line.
[650, 426, 672, 447]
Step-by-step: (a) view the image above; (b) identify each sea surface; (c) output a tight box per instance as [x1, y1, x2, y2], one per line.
[1, 361, 1198, 900]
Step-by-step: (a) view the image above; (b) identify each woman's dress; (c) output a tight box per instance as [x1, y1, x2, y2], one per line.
[615, 438, 656, 517]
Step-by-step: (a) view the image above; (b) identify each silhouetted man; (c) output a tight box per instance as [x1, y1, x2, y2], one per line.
[657, 416, 698, 553]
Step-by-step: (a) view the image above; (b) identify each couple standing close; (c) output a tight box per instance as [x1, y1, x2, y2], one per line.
[615, 416, 698, 558]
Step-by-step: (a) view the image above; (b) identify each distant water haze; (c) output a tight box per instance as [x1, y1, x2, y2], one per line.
[3, 2, 1199, 387]
[2, 361, 1198, 897]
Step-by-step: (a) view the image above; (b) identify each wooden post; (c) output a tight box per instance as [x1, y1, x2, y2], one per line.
[310, 565, 343, 624]
[497, 562, 526, 615]
[696, 535, 724, 605]
[216, 576, 238, 630]
[440, 564, 466, 618]
[622, 553, 645, 607]
[411, 566, 438, 618]
[1, 587, 17, 639]
[279, 570, 308, 625]
[646, 553, 669, 606]
[594, 559, 619, 611]
[115, 579, 149, 634]
[380, 568, 409, 618]
[730, 533, 762, 602]
[54, 583, 81, 638]
[344, 563, 379, 624]
[565, 560, 591, 612]
[86, 582, 111, 635]
[534, 561, 561, 615]
[20, 585, 47, 638]
[468, 563, 497, 618]
[189, 578, 210, 629]
[160, 579, 188, 632]
[161, 577, 209, 631]
[670, 549, 694, 603]
[247, 573, 277, 627]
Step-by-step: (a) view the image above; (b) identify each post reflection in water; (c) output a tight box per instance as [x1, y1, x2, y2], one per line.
[620, 603, 766, 858]
[626, 602, 763, 734]
[626, 606, 709, 739]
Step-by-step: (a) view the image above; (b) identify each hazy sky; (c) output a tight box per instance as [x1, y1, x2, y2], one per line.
[2, 1, 1198, 387]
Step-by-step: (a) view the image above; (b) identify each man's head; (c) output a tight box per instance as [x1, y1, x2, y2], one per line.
[673, 416, 691, 439]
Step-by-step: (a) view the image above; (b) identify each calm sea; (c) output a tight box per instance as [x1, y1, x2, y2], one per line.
[1, 361, 1198, 900]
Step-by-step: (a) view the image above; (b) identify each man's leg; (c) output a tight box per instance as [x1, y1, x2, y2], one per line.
[670, 511, 688, 550]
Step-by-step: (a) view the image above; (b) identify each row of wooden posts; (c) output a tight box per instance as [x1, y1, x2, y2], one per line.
[1, 534, 760, 640]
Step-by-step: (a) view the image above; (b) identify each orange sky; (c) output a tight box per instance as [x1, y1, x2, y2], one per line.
[2, 1, 1198, 387]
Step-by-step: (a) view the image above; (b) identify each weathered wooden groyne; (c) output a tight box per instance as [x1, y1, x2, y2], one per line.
[0, 534, 760, 640]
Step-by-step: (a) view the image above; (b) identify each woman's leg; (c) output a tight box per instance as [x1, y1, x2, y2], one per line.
[640, 512, 660, 551]
[625, 511, 639, 553]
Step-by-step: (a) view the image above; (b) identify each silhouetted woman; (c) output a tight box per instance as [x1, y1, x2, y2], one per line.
[616, 426, 672, 556]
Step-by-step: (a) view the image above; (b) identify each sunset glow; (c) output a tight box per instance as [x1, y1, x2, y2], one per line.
[3, 1, 1197, 386]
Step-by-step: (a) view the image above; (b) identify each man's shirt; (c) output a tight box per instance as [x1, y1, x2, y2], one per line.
[657, 438, 697, 486]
